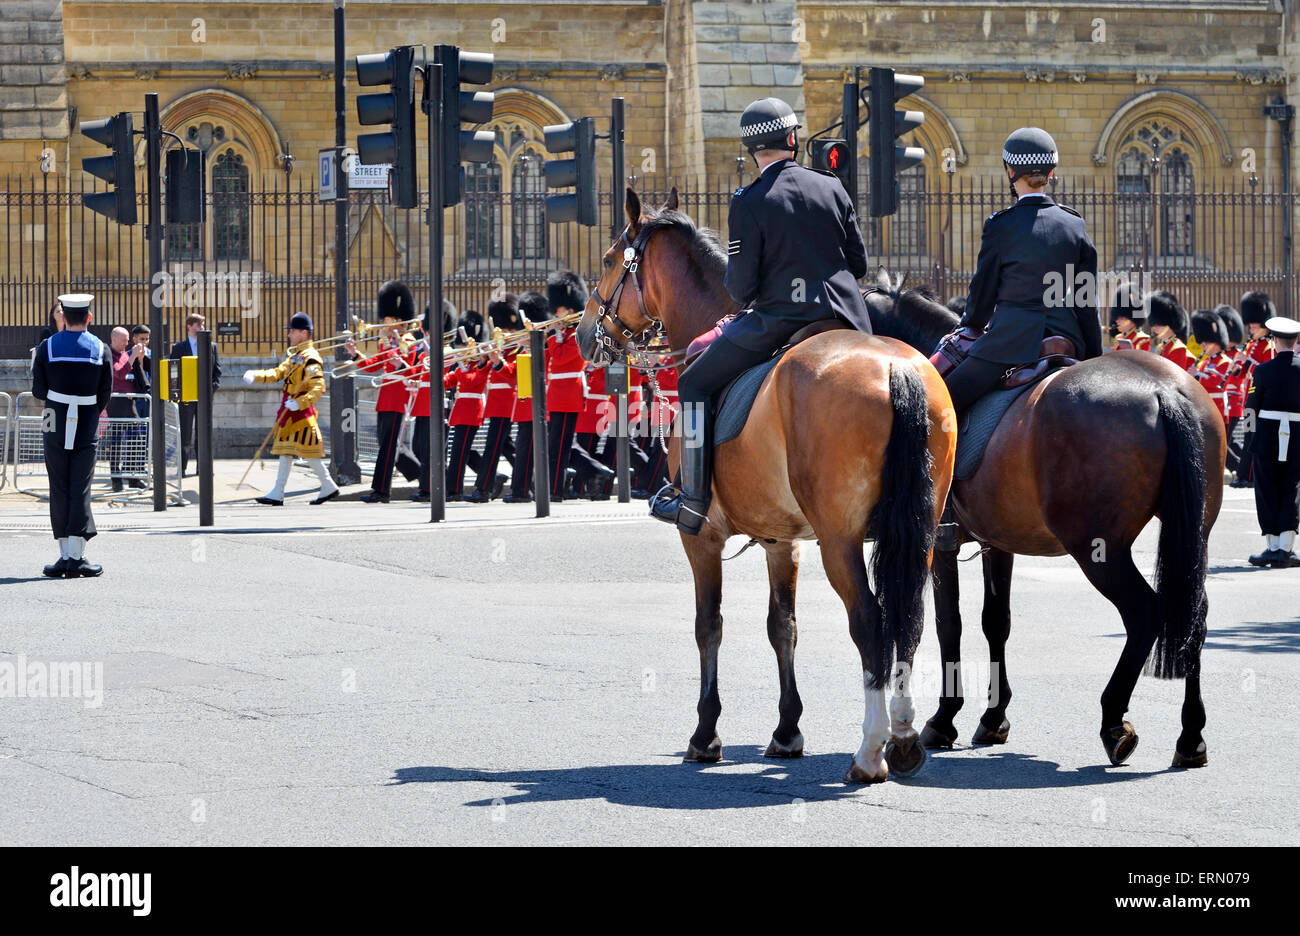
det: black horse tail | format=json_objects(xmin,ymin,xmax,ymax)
[
  {"xmin": 867, "ymin": 362, "xmax": 936, "ymax": 688},
  {"xmin": 1147, "ymin": 390, "xmax": 1209, "ymax": 679}
]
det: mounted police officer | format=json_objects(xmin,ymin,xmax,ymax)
[
  {"xmin": 1246, "ymin": 316, "xmax": 1300, "ymax": 568},
  {"xmin": 944, "ymin": 128, "xmax": 1104, "ymax": 413},
  {"xmin": 30, "ymin": 293, "xmax": 113, "ymax": 578},
  {"xmin": 650, "ymin": 96, "xmax": 872, "ymax": 534}
]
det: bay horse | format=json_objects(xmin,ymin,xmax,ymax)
[
  {"xmin": 865, "ymin": 279, "xmax": 1224, "ymax": 768},
  {"xmin": 576, "ymin": 189, "xmax": 956, "ymax": 783}
]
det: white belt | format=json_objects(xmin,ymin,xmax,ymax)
[
  {"xmin": 455, "ymin": 392, "xmax": 486, "ymax": 401},
  {"xmin": 550, "ymin": 371, "xmax": 583, "ymax": 379},
  {"xmin": 1259, "ymin": 410, "xmax": 1300, "ymax": 461},
  {"xmin": 487, "ymin": 383, "xmax": 513, "ymax": 392},
  {"xmin": 46, "ymin": 390, "xmax": 97, "ymax": 450}
]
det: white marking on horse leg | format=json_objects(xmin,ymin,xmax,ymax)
[
  {"xmin": 853, "ymin": 670, "xmax": 890, "ymax": 779},
  {"xmin": 890, "ymin": 683, "xmax": 918, "ymax": 741}
]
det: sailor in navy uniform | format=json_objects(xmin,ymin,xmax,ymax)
[
  {"xmin": 30, "ymin": 293, "xmax": 113, "ymax": 577},
  {"xmin": 1246, "ymin": 316, "xmax": 1300, "ymax": 567},
  {"xmin": 650, "ymin": 96, "xmax": 871, "ymax": 534},
  {"xmin": 944, "ymin": 127, "xmax": 1104, "ymax": 412}
]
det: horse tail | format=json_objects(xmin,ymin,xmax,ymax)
[
  {"xmin": 867, "ymin": 361, "xmax": 936, "ymax": 687},
  {"xmin": 1147, "ymin": 389, "xmax": 1209, "ymax": 680}
]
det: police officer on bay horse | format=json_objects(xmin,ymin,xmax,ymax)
[{"xmin": 650, "ymin": 96, "xmax": 872, "ymax": 534}]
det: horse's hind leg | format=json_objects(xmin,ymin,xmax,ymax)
[
  {"xmin": 682, "ymin": 530, "xmax": 726, "ymax": 763},
  {"xmin": 972, "ymin": 547, "xmax": 1015, "ymax": 745},
  {"xmin": 762, "ymin": 540, "xmax": 804, "ymax": 758},
  {"xmin": 1068, "ymin": 542, "xmax": 1158, "ymax": 765},
  {"xmin": 820, "ymin": 537, "xmax": 890, "ymax": 783},
  {"xmin": 922, "ymin": 547, "xmax": 964, "ymax": 748},
  {"xmin": 883, "ymin": 641, "xmax": 927, "ymax": 778}
]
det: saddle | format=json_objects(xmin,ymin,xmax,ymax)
[{"xmin": 930, "ymin": 328, "xmax": 1079, "ymax": 390}]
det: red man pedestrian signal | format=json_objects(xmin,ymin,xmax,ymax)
[{"xmin": 810, "ymin": 139, "xmax": 852, "ymax": 194}]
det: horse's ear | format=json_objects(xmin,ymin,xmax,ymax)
[
  {"xmin": 876, "ymin": 267, "xmax": 891, "ymax": 292},
  {"xmin": 625, "ymin": 187, "xmax": 642, "ymax": 232},
  {"xmin": 897, "ymin": 272, "xmax": 909, "ymax": 293},
  {"xmin": 662, "ymin": 187, "xmax": 679, "ymax": 212}
]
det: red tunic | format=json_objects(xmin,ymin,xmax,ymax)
[
  {"xmin": 484, "ymin": 352, "xmax": 518, "ymax": 420},
  {"xmin": 576, "ymin": 364, "xmax": 609, "ymax": 434},
  {"xmin": 1158, "ymin": 337, "xmax": 1196, "ymax": 374},
  {"xmin": 402, "ymin": 347, "xmax": 430, "ymax": 418},
  {"xmin": 352, "ymin": 342, "xmax": 409, "ymax": 413},
  {"xmin": 1194, "ymin": 351, "xmax": 1234, "ymax": 423},
  {"xmin": 628, "ymin": 367, "xmax": 647, "ymax": 429},
  {"xmin": 1224, "ymin": 347, "xmax": 1248, "ymax": 420},
  {"xmin": 545, "ymin": 328, "xmax": 586, "ymax": 415},
  {"xmin": 445, "ymin": 362, "xmax": 490, "ymax": 427},
  {"xmin": 649, "ymin": 364, "xmax": 680, "ymax": 431},
  {"xmin": 1114, "ymin": 327, "xmax": 1152, "ymax": 352}
]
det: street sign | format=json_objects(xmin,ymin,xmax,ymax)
[
  {"xmin": 349, "ymin": 162, "xmax": 392, "ymax": 189},
  {"xmin": 319, "ymin": 148, "xmax": 336, "ymax": 202}
]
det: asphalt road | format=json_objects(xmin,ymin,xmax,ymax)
[{"xmin": 0, "ymin": 484, "xmax": 1295, "ymax": 846}]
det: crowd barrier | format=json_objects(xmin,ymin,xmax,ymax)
[{"xmin": 0, "ymin": 391, "xmax": 11, "ymax": 490}]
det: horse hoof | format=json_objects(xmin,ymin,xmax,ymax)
[
  {"xmin": 764, "ymin": 733, "xmax": 804, "ymax": 758},
  {"xmin": 844, "ymin": 760, "xmax": 888, "ymax": 784},
  {"xmin": 684, "ymin": 736, "xmax": 722, "ymax": 763},
  {"xmin": 884, "ymin": 734, "xmax": 928, "ymax": 778},
  {"xmin": 920, "ymin": 719, "xmax": 957, "ymax": 749},
  {"xmin": 1171, "ymin": 741, "xmax": 1208, "ymax": 769},
  {"xmin": 971, "ymin": 717, "xmax": 1010, "ymax": 746},
  {"xmin": 1102, "ymin": 721, "xmax": 1139, "ymax": 765}
]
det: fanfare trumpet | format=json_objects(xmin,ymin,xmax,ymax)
[{"xmin": 290, "ymin": 316, "xmax": 439, "ymax": 357}]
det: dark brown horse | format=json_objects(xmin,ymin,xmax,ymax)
[
  {"xmin": 866, "ymin": 280, "xmax": 1224, "ymax": 768},
  {"xmin": 577, "ymin": 190, "xmax": 956, "ymax": 782}
]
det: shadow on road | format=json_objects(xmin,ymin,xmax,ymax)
[
  {"xmin": 392, "ymin": 746, "xmax": 1166, "ymax": 808},
  {"xmin": 1203, "ymin": 618, "xmax": 1300, "ymax": 654}
]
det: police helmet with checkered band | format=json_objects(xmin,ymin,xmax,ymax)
[
  {"xmin": 1002, "ymin": 127, "xmax": 1059, "ymax": 181},
  {"xmin": 740, "ymin": 97, "xmax": 801, "ymax": 154}
]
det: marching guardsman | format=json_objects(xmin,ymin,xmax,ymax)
[
  {"xmin": 405, "ymin": 298, "xmax": 455, "ymax": 502},
  {"xmin": 652, "ymin": 96, "xmax": 873, "ymax": 533},
  {"xmin": 1230, "ymin": 291, "xmax": 1277, "ymax": 487},
  {"xmin": 1246, "ymin": 316, "xmax": 1300, "ymax": 567},
  {"xmin": 505, "ymin": 291, "xmax": 550, "ymax": 502},
  {"xmin": 1191, "ymin": 310, "xmax": 1233, "ymax": 425},
  {"xmin": 1216, "ymin": 303, "xmax": 1249, "ymax": 478},
  {"xmin": 345, "ymin": 280, "xmax": 415, "ymax": 503},
  {"xmin": 1147, "ymin": 291, "xmax": 1197, "ymax": 373},
  {"xmin": 637, "ymin": 355, "xmax": 679, "ymax": 497},
  {"xmin": 444, "ymin": 345, "xmax": 490, "ymax": 501},
  {"xmin": 941, "ymin": 127, "xmax": 1103, "ymax": 416},
  {"xmin": 466, "ymin": 295, "xmax": 521, "ymax": 503},
  {"xmin": 545, "ymin": 271, "xmax": 590, "ymax": 502},
  {"xmin": 1110, "ymin": 282, "xmax": 1152, "ymax": 351},
  {"xmin": 30, "ymin": 293, "xmax": 113, "ymax": 577},
  {"xmin": 242, "ymin": 312, "xmax": 340, "ymax": 505}
]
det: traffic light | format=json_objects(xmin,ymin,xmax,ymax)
[
  {"xmin": 867, "ymin": 67, "xmax": 925, "ymax": 217},
  {"xmin": 434, "ymin": 44, "xmax": 495, "ymax": 208},
  {"xmin": 355, "ymin": 44, "xmax": 418, "ymax": 208},
  {"xmin": 80, "ymin": 113, "xmax": 137, "ymax": 225},
  {"xmin": 543, "ymin": 117, "xmax": 598, "ymax": 226},
  {"xmin": 810, "ymin": 138, "xmax": 852, "ymax": 193},
  {"xmin": 165, "ymin": 147, "xmax": 205, "ymax": 224}
]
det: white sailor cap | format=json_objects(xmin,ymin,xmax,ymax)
[
  {"xmin": 1265, "ymin": 316, "xmax": 1300, "ymax": 338},
  {"xmin": 57, "ymin": 293, "xmax": 94, "ymax": 310}
]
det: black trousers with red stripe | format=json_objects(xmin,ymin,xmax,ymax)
[
  {"xmin": 547, "ymin": 411, "xmax": 579, "ymax": 498},
  {"xmin": 474, "ymin": 416, "xmax": 516, "ymax": 495},
  {"xmin": 1225, "ymin": 416, "xmax": 1245, "ymax": 474},
  {"xmin": 371, "ymin": 410, "xmax": 403, "ymax": 496},
  {"xmin": 510, "ymin": 421, "xmax": 533, "ymax": 497},
  {"xmin": 447, "ymin": 424, "xmax": 479, "ymax": 497}
]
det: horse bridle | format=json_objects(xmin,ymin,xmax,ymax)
[{"xmin": 590, "ymin": 224, "xmax": 664, "ymax": 363}]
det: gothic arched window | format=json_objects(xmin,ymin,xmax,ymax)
[
  {"xmin": 212, "ymin": 150, "xmax": 250, "ymax": 262},
  {"xmin": 1161, "ymin": 147, "xmax": 1195, "ymax": 259},
  {"xmin": 465, "ymin": 160, "xmax": 503, "ymax": 260},
  {"xmin": 511, "ymin": 150, "xmax": 547, "ymax": 260}
]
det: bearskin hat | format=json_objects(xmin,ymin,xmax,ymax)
[
  {"xmin": 546, "ymin": 269, "xmax": 589, "ymax": 316},
  {"xmin": 1144, "ymin": 290, "xmax": 1189, "ymax": 342},
  {"xmin": 487, "ymin": 293, "xmax": 521, "ymax": 331},
  {"xmin": 377, "ymin": 280, "xmax": 415, "ymax": 322},
  {"xmin": 458, "ymin": 309, "xmax": 485, "ymax": 344},
  {"xmin": 518, "ymin": 290, "xmax": 550, "ymax": 323},
  {"xmin": 1214, "ymin": 303, "xmax": 1244, "ymax": 346},
  {"xmin": 1110, "ymin": 281, "xmax": 1145, "ymax": 323},
  {"xmin": 1191, "ymin": 309, "xmax": 1228, "ymax": 349},
  {"xmin": 1239, "ymin": 290, "xmax": 1276, "ymax": 326},
  {"xmin": 423, "ymin": 298, "xmax": 457, "ymax": 338}
]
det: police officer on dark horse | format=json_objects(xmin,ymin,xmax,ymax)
[
  {"xmin": 866, "ymin": 128, "xmax": 1225, "ymax": 770},
  {"xmin": 649, "ymin": 96, "xmax": 873, "ymax": 533}
]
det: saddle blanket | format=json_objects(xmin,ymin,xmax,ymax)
[
  {"xmin": 714, "ymin": 349, "xmax": 788, "ymax": 446},
  {"xmin": 954, "ymin": 369, "xmax": 1057, "ymax": 480}
]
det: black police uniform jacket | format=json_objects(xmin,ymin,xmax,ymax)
[
  {"xmin": 1246, "ymin": 350, "xmax": 1300, "ymax": 460},
  {"xmin": 31, "ymin": 330, "xmax": 114, "ymax": 449},
  {"xmin": 961, "ymin": 194, "xmax": 1104, "ymax": 365},
  {"xmin": 722, "ymin": 159, "xmax": 872, "ymax": 350}
]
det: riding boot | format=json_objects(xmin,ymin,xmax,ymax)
[{"xmin": 649, "ymin": 399, "xmax": 712, "ymax": 535}]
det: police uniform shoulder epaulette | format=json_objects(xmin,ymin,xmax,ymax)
[
  {"xmin": 1055, "ymin": 204, "xmax": 1083, "ymax": 218},
  {"xmin": 984, "ymin": 206, "xmax": 1014, "ymax": 224}
]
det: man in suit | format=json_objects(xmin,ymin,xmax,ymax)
[
  {"xmin": 1246, "ymin": 316, "xmax": 1300, "ymax": 567},
  {"xmin": 170, "ymin": 312, "xmax": 222, "ymax": 476},
  {"xmin": 650, "ymin": 96, "xmax": 872, "ymax": 534},
  {"xmin": 944, "ymin": 127, "xmax": 1104, "ymax": 413}
]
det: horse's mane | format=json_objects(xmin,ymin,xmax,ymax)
[
  {"xmin": 640, "ymin": 208, "xmax": 728, "ymax": 292},
  {"xmin": 867, "ymin": 282, "xmax": 959, "ymax": 354}
]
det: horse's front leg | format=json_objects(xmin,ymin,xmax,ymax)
[
  {"xmin": 682, "ymin": 528, "xmax": 726, "ymax": 762},
  {"xmin": 762, "ymin": 540, "xmax": 804, "ymax": 757},
  {"xmin": 972, "ymin": 547, "xmax": 1015, "ymax": 745},
  {"xmin": 922, "ymin": 545, "xmax": 964, "ymax": 748}
]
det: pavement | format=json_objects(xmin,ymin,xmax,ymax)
[{"xmin": 0, "ymin": 468, "xmax": 1296, "ymax": 846}]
